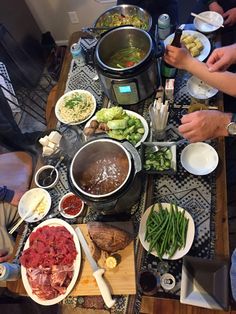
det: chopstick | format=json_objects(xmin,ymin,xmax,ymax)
[
  {"xmin": 9, "ymin": 196, "xmax": 44, "ymax": 234},
  {"xmin": 191, "ymin": 12, "xmax": 224, "ymax": 28}
]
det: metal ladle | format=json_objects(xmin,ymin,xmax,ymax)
[{"xmin": 43, "ymin": 155, "xmax": 64, "ymax": 186}]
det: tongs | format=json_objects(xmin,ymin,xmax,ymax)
[{"xmin": 82, "ymin": 25, "xmax": 133, "ymax": 38}]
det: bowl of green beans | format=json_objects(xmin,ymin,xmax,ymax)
[{"xmin": 139, "ymin": 203, "xmax": 195, "ymax": 260}]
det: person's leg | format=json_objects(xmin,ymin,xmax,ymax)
[{"xmin": 0, "ymin": 201, "xmax": 19, "ymax": 255}]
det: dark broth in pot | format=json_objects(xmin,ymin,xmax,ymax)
[{"xmin": 76, "ymin": 151, "xmax": 129, "ymax": 195}]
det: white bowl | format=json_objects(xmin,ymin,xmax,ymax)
[
  {"xmin": 181, "ymin": 142, "xmax": 219, "ymax": 175},
  {"xmin": 59, "ymin": 192, "xmax": 84, "ymax": 219},
  {"xmin": 187, "ymin": 76, "xmax": 218, "ymax": 100},
  {"xmin": 18, "ymin": 188, "xmax": 51, "ymax": 222},
  {"xmin": 194, "ymin": 11, "xmax": 224, "ymax": 33},
  {"xmin": 35, "ymin": 165, "xmax": 59, "ymax": 189},
  {"xmin": 55, "ymin": 89, "xmax": 96, "ymax": 125}
]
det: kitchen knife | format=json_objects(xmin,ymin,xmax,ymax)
[{"xmin": 75, "ymin": 226, "xmax": 116, "ymax": 308}]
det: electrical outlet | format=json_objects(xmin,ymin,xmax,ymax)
[{"xmin": 68, "ymin": 11, "xmax": 79, "ymax": 24}]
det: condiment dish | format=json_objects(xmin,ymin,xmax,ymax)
[
  {"xmin": 35, "ymin": 165, "xmax": 59, "ymax": 189},
  {"xmin": 59, "ymin": 192, "xmax": 84, "ymax": 219}
]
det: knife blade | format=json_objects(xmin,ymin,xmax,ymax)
[{"xmin": 75, "ymin": 226, "xmax": 116, "ymax": 308}]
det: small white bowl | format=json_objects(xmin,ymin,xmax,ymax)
[
  {"xmin": 187, "ymin": 76, "xmax": 218, "ymax": 100},
  {"xmin": 18, "ymin": 188, "xmax": 51, "ymax": 222},
  {"xmin": 35, "ymin": 165, "xmax": 59, "ymax": 189},
  {"xmin": 181, "ymin": 142, "xmax": 219, "ymax": 175},
  {"xmin": 59, "ymin": 192, "xmax": 84, "ymax": 219},
  {"xmin": 55, "ymin": 89, "xmax": 96, "ymax": 125},
  {"xmin": 194, "ymin": 11, "xmax": 224, "ymax": 33}
]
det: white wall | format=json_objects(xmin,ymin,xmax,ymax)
[{"xmin": 24, "ymin": 0, "xmax": 116, "ymax": 44}]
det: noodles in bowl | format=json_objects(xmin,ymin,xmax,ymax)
[{"xmin": 55, "ymin": 90, "xmax": 96, "ymax": 125}]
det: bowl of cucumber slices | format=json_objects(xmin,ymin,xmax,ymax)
[{"xmin": 141, "ymin": 142, "xmax": 177, "ymax": 174}]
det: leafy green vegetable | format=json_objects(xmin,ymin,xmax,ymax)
[
  {"xmin": 95, "ymin": 106, "xmax": 145, "ymax": 146},
  {"xmin": 96, "ymin": 106, "xmax": 124, "ymax": 122},
  {"xmin": 65, "ymin": 94, "xmax": 83, "ymax": 109},
  {"xmin": 107, "ymin": 119, "xmax": 127, "ymax": 130}
]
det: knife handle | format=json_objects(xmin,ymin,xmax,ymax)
[{"xmin": 93, "ymin": 268, "xmax": 116, "ymax": 308}]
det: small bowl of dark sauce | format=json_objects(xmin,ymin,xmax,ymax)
[
  {"xmin": 59, "ymin": 192, "xmax": 84, "ymax": 219},
  {"xmin": 35, "ymin": 165, "xmax": 59, "ymax": 189}
]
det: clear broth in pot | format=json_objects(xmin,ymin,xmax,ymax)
[{"xmin": 107, "ymin": 47, "xmax": 146, "ymax": 68}]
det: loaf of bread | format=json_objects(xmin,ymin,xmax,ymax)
[{"xmin": 87, "ymin": 222, "xmax": 132, "ymax": 253}]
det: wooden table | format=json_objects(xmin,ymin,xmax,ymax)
[{"xmin": 8, "ymin": 31, "xmax": 232, "ymax": 313}]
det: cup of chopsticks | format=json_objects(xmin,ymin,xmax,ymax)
[{"xmin": 149, "ymin": 99, "xmax": 169, "ymax": 141}]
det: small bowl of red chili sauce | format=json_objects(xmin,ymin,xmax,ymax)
[{"xmin": 59, "ymin": 192, "xmax": 84, "ymax": 219}]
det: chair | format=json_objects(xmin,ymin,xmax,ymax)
[{"xmin": 0, "ymin": 151, "xmax": 33, "ymax": 193}]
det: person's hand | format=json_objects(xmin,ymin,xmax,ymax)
[
  {"xmin": 223, "ymin": 8, "xmax": 236, "ymax": 26},
  {"xmin": 206, "ymin": 44, "xmax": 236, "ymax": 72},
  {"xmin": 178, "ymin": 110, "xmax": 231, "ymax": 142},
  {"xmin": 0, "ymin": 249, "xmax": 11, "ymax": 262},
  {"xmin": 10, "ymin": 191, "xmax": 25, "ymax": 207},
  {"xmin": 209, "ymin": 1, "xmax": 224, "ymax": 15},
  {"xmin": 164, "ymin": 45, "xmax": 193, "ymax": 70}
]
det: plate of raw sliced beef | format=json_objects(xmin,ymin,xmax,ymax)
[{"xmin": 20, "ymin": 218, "xmax": 81, "ymax": 305}]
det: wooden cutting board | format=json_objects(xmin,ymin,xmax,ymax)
[{"xmin": 70, "ymin": 223, "xmax": 136, "ymax": 296}]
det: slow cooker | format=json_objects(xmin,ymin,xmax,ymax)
[
  {"xmin": 94, "ymin": 26, "xmax": 162, "ymax": 105},
  {"xmin": 68, "ymin": 138, "xmax": 142, "ymax": 215}
]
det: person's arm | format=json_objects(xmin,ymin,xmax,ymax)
[
  {"xmin": 164, "ymin": 45, "xmax": 236, "ymax": 97},
  {"xmin": 223, "ymin": 8, "xmax": 236, "ymax": 27},
  {"xmin": 0, "ymin": 186, "xmax": 24, "ymax": 207},
  {"xmin": 209, "ymin": 1, "xmax": 224, "ymax": 15},
  {"xmin": 0, "ymin": 186, "xmax": 14, "ymax": 203},
  {"xmin": 178, "ymin": 110, "xmax": 232, "ymax": 142},
  {"xmin": 206, "ymin": 44, "xmax": 236, "ymax": 71}
]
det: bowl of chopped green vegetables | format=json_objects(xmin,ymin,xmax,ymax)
[
  {"xmin": 83, "ymin": 107, "xmax": 149, "ymax": 147},
  {"xmin": 139, "ymin": 203, "xmax": 195, "ymax": 260},
  {"xmin": 141, "ymin": 142, "xmax": 177, "ymax": 174}
]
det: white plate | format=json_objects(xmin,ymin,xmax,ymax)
[
  {"xmin": 55, "ymin": 89, "xmax": 96, "ymax": 125},
  {"xmin": 18, "ymin": 188, "xmax": 51, "ymax": 223},
  {"xmin": 194, "ymin": 11, "xmax": 224, "ymax": 33},
  {"xmin": 139, "ymin": 203, "xmax": 195, "ymax": 260},
  {"xmin": 181, "ymin": 142, "xmax": 219, "ymax": 175},
  {"xmin": 84, "ymin": 109, "xmax": 149, "ymax": 147},
  {"xmin": 187, "ymin": 76, "xmax": 218, "ymax": 99},
  {"xmin": 164, "ymin": 30, "xmax": 211, "ymax": 61},
  {"xmin": 21, "ymin": 218, "xmax": 81, "ymax": 305}
]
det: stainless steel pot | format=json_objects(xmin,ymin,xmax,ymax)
[
  {"xmin": 68, "ymin": 138, "xmax": 142, "ymax": 214},
  {"xmin": 94, "ymin": 5, "xmax": 152, "ymax": 32},
  {"xmin": 94, "ymin": 26, "xmax": 161, "ymax": 105}
]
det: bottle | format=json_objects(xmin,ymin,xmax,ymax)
[
  {"xmin": 158, "ymin": 14, "xmax": 171, "ymax": 40},
  {"xmin": 161, "ymin": 28, "xmax": 183, "ymax": 79},
  {"xmin": 0, "ymin": 262, "xmax": 21, "ymax": 281},
  {"xmin": 70, "ymin": 42, "xmax": 85, "ymax": 66}
]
